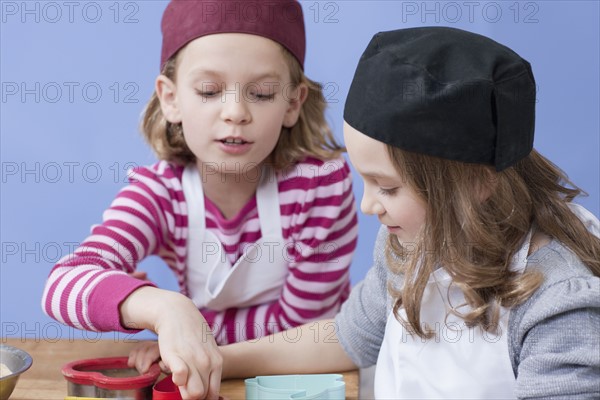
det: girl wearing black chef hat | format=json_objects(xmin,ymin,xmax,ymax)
[{"xmin": 224, "ymin": 27, "xmax": 600, "ymax": 399}]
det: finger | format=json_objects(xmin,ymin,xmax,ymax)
[
  {"xmin": 127, "ymin": 347, "xmax": 142, "ymax": 369},
  {"xmin": 140, "ymin": 343, "xmax": 161, "ymax": 373},
  {"xmin": 136, "ymin": 344, "xmax": 153, "ymax": 373},
  {"xmin": 149, "ymin": 342, "xmax": 161, "ymax": 361},
  {"xmin": 166, "ymin": 356, "xmax": 190, "ymax": 388},
  {"xmin": 183, "ymin": 365, "xmax": 207, "ymax": 400},
  {"xmin": 206, "ymin": 367, "xmax": 222, "ymax": 400},
  {"xmin": 138, "ymin": 354, "xmax": 151, "ymax": 374},
  {"xmin": 177, "ymin": 385, "xmax": 192, "ymax": 400},
  {"xmin": 159, "ymin": 360, "xmax": 171, "ymax": 374}
]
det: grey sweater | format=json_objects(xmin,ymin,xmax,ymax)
[{"xmin": 335, "ymin": 226, "xmax": 600, "ymax": 399}]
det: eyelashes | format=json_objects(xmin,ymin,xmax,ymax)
[
  {"xmin": 194, "ymin": 89, "xmax": 275, "ymax": 102},
  {"xmin": 251, "ymin": 93, "xmax": 276, "ymax": 101},
  {"xmin": 378, "ymin": 187, "xmax": 398, "ymax": 196},
  {"xmin": 195, "ymin": 90, "xmax": 218, "ymax": 98}
]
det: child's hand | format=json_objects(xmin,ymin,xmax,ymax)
[
  {"xmin": 128, "ymin": 335, "xmax": 221, "ymax": 400},
  {"xmin": 120, "ymin": 287, "xmax": 222, "ymax": 399},
  {"xmin": 153, "ymin": 295, "xmax": 222, "ymax": 400},
  {"xmin": 127, "ymin": 341, "xmax": 162, "ymax": 374}
]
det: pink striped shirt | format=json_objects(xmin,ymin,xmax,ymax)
[{"xmin": 42, "ymin": 157, "xmax": 358, "ymax": 344}]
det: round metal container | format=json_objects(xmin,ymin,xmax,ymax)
[
  {"xmin": 0, "ymin": 344, "xmax": 33, "ymax": 400},
  {"xmin": 62, "ymin": 357, "xmax": 160, "ymax": 399}
]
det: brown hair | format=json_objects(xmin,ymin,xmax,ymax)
[
  {"xmin": 140, "ymin": 46, "xmax": 343, "ymax": 169},
  {"xmin": 386, "ymin": 148, "xmax": 600, "ymax": 338}
]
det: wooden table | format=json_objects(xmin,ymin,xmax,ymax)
[{"xmin": 3, "ymin": 338, "xmax": 358, "ymax": 399}]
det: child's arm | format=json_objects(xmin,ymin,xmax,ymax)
[
  {"xmin": 220, "ymin": 319, "xmax": 357, "ymax": 379},
  {"xmin": 41, "ymin": 162, "xmax": 184, "ymax": 332}
]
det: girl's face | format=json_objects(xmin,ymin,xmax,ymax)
[
  {"xmin": 157, "ymin": 33, "xmax": 306, "ymax": 174},
  {"xmin": 344, "ymin": 122, "xmax": 427, "ymax": 246}
]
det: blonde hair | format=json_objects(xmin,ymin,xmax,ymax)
[
  {"xmin": 140, "ymin": 46, "xmax": 343, "ymax": 169},
  {"xmin": 386, "ymin": 148, "xmax": 600, "ymax": 338}
]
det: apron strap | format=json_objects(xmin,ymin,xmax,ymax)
[
  {"xmin": 510, "ymin": 229, "xmax": 533, "ymax": 273},
  {"xmin": 256, "ymin": 165, "xmax": 283, "ymax": 238},
  {"xmin": 182, "ymin": 164, "xmax": 206, "ymax": 231}
]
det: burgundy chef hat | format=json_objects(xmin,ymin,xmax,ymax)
[{"xmin": 160, "ymin": 0, "xmax": 306, "ymax": 70}]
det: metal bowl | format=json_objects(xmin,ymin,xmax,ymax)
[{"xmin": 0, "ymin": 344, "xmax": 33, "ymax": 400}]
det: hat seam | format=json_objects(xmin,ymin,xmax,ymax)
[
  {"xmin": 399, "ymin": 60, "xmax": 531, "ymax": 87},
  {"xmin": 380, "ymin": 45, "xmax": 530, "ymax": 87},
  {"xmin": 381, "ymin": 52, "xmax": 493, "ymax": 86},
  {"xmin": 162, "ymin": 30, "xmax": 302, "ymax": 69},
  {"xmin": 493, "ymin": 69, "xmax": 532, "ymax": 86},
  {"xmin": 394, "ymin": 61, "xmax": 496, "ymax": 87}
]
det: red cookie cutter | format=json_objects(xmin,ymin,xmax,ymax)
[
  {"xmin": 154, "ymin": 375, "xmax": 226, "ymax": 400},
  {"xmin": 62, "ymin": 356, "xmax": 161, "ymax": 392},
  {"xmin": 153, "ymin": 375, "xmax": 182, "ymax": 399}
]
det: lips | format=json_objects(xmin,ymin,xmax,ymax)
[
  {"xmin": 217, "ymin": 136, "xmax": 253, "ymax": 155},
  {"xmin": 385, "ymin": 224, "xmax": 401, "ymax": 233},
  {"xmin": 218, "ymin": 136, "xmax": 252, "ymax": 145},
  {"xmin": 379, "ymin": 219, "xmax": 398, "ymax": 229},
  {"xmin": 220, "ymin": 137, "xmax": 250, "ymax": 145}
]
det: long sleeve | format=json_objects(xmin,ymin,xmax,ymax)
[
  {"xmin": 509, "ymin": 240, "xmax": 600, "ymax": 399},
  {"xmin": 41, "ymin": 162, "xmax": 187, "ymax": 332},
  {"xmin": 202, "ymin": 157, "xmax": 359, "ymax": 344},
  {"xmin": 42, "ymin": 158, "xmax": 359, "ymax": 343}
]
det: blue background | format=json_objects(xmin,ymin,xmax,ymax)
[{"xmin": 1, "ymin": 1, "xmax": 598, "ymax": 341}]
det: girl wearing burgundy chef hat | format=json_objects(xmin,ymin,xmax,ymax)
[
  {"xmin": 42, "ymin": 1, "xmax": 359, "ymax": 398},
  {"xmin": 216, "ymin": 27, "xmax": 600, "ymax": 399}
]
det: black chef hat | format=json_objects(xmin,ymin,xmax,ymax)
[{"xmin": 343, "ymin": 27, "xmax": 536, "ymax": 171}]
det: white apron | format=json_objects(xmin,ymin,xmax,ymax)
[
  {"xmin": 374, "ymin": 231, "xmax": 532, "ymax": 399},
  {"xmin": 181, "ymin": 164, "xmax": 289, "ymax": 311}
]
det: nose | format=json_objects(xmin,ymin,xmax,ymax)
[
  {"xmin": 220, "ymin": 89, "xmax": 251, "ymax": 125},
  {"xmin": 360, "ymin": 188, "xmax": 385, "ymax": 216}
]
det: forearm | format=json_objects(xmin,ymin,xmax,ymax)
[
  {"xmin": 206, "ymin": 283, "xmax": 348, "ymax": 345},
  {"xmin": 119, "ymin": 286, "xmax": 200, "ymax": 332},
  {"xmin": 221, "ymin": 319, "xmax": 356, "ymax": 379}
]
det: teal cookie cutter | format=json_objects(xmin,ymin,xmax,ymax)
[{"xmin": 245, "ymin": 374, "xmax": 345, "ymax": 400}]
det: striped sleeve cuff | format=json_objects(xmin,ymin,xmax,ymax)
[{"xmin": 87, "ymin": 274, "xmax": 156, "ymax": 333}]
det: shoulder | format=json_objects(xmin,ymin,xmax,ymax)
[
  {"xmin": 277, "ymin": 156, "xmax": 351, "ymax": 191},
  {"xmin": 130, "ymin": 160, "xmax": 184, "ymax": 182},
  {"xmin": 123, "ymin": 161, "xmax": 188, "ymax": 208},
  {"xmin": 515, "ymin": 203, "xmax": 600, "ymax": 320},
  {"xmin": 527, "ymin": 239, "xmax": 597, "ymax": 290},
  {"xmin": 129, "ymin": 161, "xmax": 185, "ymax": 191},
  {"xmin": 512, "ymin": 240, "xmax": 599, "ymax": 328},
  {"xmin": 509, "ymin": 240, "xmax": 600, "ymax": 397}
]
